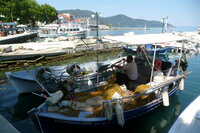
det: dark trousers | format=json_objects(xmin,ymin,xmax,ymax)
[{"xmin": 115, "ymin": 72, "xmax": 131, "ymax": 87}]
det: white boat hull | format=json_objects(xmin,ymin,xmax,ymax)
[{"xmin": 168, "ymin": 95, "xmax": 200, "ymax": 133}]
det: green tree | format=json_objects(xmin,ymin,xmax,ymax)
[
  {"xmin": 0, "ymin": 0, "xmax": 58, "ymax": 26},
  {"xmin": 40, "ymin": 4, "xmax": 58, "ymax": 24},
  {"xmin": 0, "ymin": 0, "xmax": 16, "ymax": 22}
]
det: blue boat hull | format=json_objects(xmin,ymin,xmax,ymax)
[{"xmin": 30, "ymin": 84, "xmax": 179, "ymax": 133}]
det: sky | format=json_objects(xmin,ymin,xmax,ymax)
[{"xmin": 36, "ymin": 0, "xmax": 200, "ymax": 26}]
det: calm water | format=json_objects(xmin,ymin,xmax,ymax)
[{"xmin": 0, "ymin": 26, "xmax": 200, "ymax": 133}]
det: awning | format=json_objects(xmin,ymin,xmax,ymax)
[
  {"xmin": 104, "ymin": 33, "xmax": 188, "ymax": 45},
  {"xmin": 16, "ymin": 24, "xmax": 27, "ymax": 28}
]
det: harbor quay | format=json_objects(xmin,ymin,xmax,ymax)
[{"xmin": 0, "ymin": 37, "xmax": 123, "ymax": 71}]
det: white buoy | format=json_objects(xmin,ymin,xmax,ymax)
[
  {"xmin": 115, "ymin": 102, "xmax": 125, "ymax": 127},
  {"xmin": 105, "ymin": 102, "xmax": 113, "ymax": 120},
  {"xmin": 87, "ymin": 78, "xmax": 93, "ymax": 87},
  {"xmin": 45, "ymin": 90, "xmax": 63, "ymax": 105},
  {"xmin": 162, "ymin": 87, "xmax": 169, "ymax": 106},
  {"xmin": 179, "ymin": 78, "xmax": 184, "ymax": 91}
]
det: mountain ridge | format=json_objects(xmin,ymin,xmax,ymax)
[{"xmin": 57, "ymin": 9, "xmax": 173, "ymax": 27}]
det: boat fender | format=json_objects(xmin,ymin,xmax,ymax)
[
  {"xmin": 104, "ymin": 102, "xmax": 113, "ymax": 120},
  {"xmin": 87, "ymin": 78, "xmax": 93, "ymax": 87},
  {"xmin": 179, "ymin": 78, "xmax": 184, "ymax": 91},
  {"xmin": 115, "ymin": 102, "xmax": 125, "ymax": 127},
  {"xmin": 45, "ymin": 90, "xmax": 64, "ymax": 105},
  {"xmin": 162, "ymin": 87, "xmax": 169, "ymax": 106}
]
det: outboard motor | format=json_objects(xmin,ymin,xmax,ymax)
[
  {"xmin": 66, "ymin": 64, "xmax": 81, "ymax": 76},
  {"xmin": 35, "ymin": 67, "xmax": 51, "ymax": 82}
]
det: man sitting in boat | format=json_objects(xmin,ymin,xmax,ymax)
[{"xmin": 111, "ymin": 55, "xmax": 138, "ymax": 88}]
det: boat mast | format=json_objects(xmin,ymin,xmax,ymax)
[
  {"xmin": 95, "ymin": 12, "xmax": 100, "ymax": 85},
  {"xmin": 95, "ymin": 12, "xmax": 99, "ymax": 38},
  {"xmin": 162, "ymin": 16, "xmax": 168, "ymax": 33}
]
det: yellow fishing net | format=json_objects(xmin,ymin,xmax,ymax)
[
  {"xmin": 134, "ymin": 84, "xmax": 151, "ymax": 100},
  {"xmin": 68, "ymin": 75, "xmax": 156, "ymax": 117},
  {"xmin": 102, "ymin": 83, "xmax": 122, "ymax": 100}
]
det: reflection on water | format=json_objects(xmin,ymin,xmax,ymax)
[
  {"xmin": 12, "ymin": 94, "xmax": 45, "ymax": 121},
  {"xmin": 117, "ymin": 94, "xmax": 181, "ymax": 133}
]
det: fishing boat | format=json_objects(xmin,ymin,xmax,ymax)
[
  {"xmin": 168, "ymin": 95, "xmax": 200, "ymax": 133},
  {"xmin": 26, "ymin": 35, "xmax": 190, "ymax": 133},
  {"xmin": 27, "ymin": 53, "xmax": 188, "ymax": 133}
]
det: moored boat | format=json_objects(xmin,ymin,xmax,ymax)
[
  {"xmin": 38, "ymin": 23, "xmax": 87, "ymax": 39},
  {"xmin": 123, "ymin": 44, "xmax": 173, "ymax": 55},
  {"xmin": 5, "ymin": 59, "xmax": 119, "ymax": 94},
  {"xmin": 27, "ymin": 52, "xmax": 189, "ymax": 133},
  {"xmin": 168, "ymin": 95, "xmax": 200, "ymax": 133}
]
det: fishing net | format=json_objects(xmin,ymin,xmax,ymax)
[{"xmin": 102, "ymin": 83, "xmax": 123, "ymax": 100}]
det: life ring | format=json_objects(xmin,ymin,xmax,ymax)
[{"xmin": 154, "ymin": 60, "xmax": 162, "ymax": 71}]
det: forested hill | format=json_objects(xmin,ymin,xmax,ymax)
[{"xmin": 57, "ymin": 9, "xmax": 173, "ymax": 27}]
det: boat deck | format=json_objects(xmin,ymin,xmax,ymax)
[{"xmin": 168, "ymin": 95, "xmax": 200, "ymax": 133}]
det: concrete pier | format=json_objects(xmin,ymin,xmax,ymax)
[
  {"xmin": 0, "ymin": 38, "xmax": 122, "ymax": 61},
  {"xmin": 0, "ymin": 115, "xmax": 20, "ymax": 133}
]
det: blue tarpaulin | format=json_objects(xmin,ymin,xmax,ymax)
[{"xmin": 2, "ymin": 23, "xmax": 16, "ymax": 25}]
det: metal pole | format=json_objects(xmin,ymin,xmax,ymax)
[
  {"xmin": 96, "ymin": 12, "xmax": 99, "ymax": 38},
  {"xmin": 150, "ymin": 44, "xmax": 157, "ymax": 84}
]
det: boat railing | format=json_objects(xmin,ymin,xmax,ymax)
[{"xmin": 101, "ymin": 72, "xmax": 191, "ymax": 116}]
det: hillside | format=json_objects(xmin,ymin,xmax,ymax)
[
  {"xmin": 57, "ymin": 9, "xmax": 173, "ymax": 27},
  {"xmin": 57, "ymin": 9, "xmax": 94, "ymax": 17}
]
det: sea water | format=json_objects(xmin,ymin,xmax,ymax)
[{"xmin": 0, "ymin": 26, "xmax": 199, "ymax": 133}]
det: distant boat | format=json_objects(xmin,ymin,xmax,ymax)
[
  {"xmin": 168, "ymin": 95, "xmax": 200, "ymax": 133},
  {"xmin": 38, "ymin": 24, "xmax": 68, "ymax": 38},
  {"xmin": 123, "ymin": 44, "xmax": 173, "ymax": 55},
  {"xmin": 38, "ymin": 23, "xmax": 87, "ymax": 38}
]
